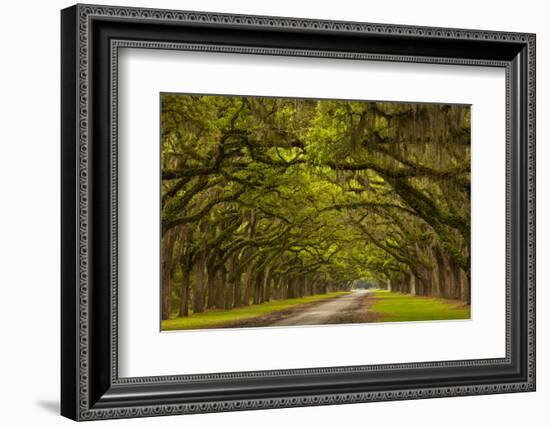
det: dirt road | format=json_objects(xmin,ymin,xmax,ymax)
[{"xmin": 270, "ymin": 290, "xmax": 370, "ymax": 326}]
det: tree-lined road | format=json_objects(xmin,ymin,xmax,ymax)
[{"xmin": 161, "ymin": 95, "xmax": 472, "ymax": 330}]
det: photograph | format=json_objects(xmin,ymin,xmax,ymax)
[{"xmin": 160, "ymin": 94, "xmax": 471, "ymax": 331}]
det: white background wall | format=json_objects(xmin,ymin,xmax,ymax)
[{"xmin": 0, "ymin": 0, "xmax": 546, "ymax": 424}]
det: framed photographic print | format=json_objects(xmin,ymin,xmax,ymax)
[{"xmin": 61, "ymin": 4, "xmax": 536, "ymax": 421}]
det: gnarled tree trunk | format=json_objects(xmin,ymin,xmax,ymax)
[{"xmin": 161, "ymin": 229, "xmax": 177, "ymax": 320}]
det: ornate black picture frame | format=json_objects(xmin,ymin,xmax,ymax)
[{"xmin": 61, "ymin": 4, "xmax": 536, "ymax": 421}]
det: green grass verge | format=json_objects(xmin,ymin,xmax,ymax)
[
  {"xmin": 162, "ymin": 291, "xmax": 350, "ymax": 331},
  {"xmin": 369, "ymin": 290, "xmax": 470, "ymax": 322}
]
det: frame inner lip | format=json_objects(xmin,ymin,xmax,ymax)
[{"xmin": 109, "ymin": 38, "xmax": 513, "ymax": 385}]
